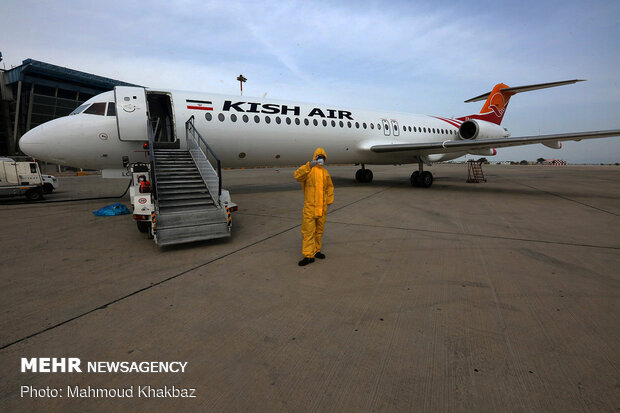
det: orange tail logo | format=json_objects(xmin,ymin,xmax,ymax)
[
  {"xmin": 480, "ymin": 83, "xmax": 513, "ymax": 123},
  {"xmin": 459, "ymin": 83, "xmax": 515, "ymax": 125}
]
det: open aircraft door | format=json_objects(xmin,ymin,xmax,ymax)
[{"xmin": 115, "ymin": 86, "xmax": 149, "ymax": 141}]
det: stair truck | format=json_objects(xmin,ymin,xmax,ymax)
[{"xmin": 128, "ymin": 117, "xmax": 237, "ymax": 246}]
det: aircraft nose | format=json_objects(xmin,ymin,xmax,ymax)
[{"xmin": 19, "ymin": 127, "xmax": 45, "ymax": 158}]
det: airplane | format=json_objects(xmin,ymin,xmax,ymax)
[{"xmin": 18, "ymin": 79, "xmax": 620, "ymax": 188}]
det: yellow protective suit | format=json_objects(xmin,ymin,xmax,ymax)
[{"xmin": 294, "ymin": 148, "xmax": 334, "ymax": 258}]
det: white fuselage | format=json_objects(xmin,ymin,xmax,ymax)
[{"xmin": 19, "ymin": 87, "xmax": 496, "ymax": 170}]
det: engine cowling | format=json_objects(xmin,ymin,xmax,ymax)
[{"xmin": 458, "ymin": 119, "xmax": 510, "ymax": 140}]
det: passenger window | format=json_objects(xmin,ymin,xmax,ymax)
[
  {"xmin": 322, "ymin": 120, "xmax": 327, "ymax": 127},
  {"xmin": 370, "ymin": 123, "xmax": 374, "ymax": 129},
  {"xmin": 331, "ymin": 120, "xmax": 336, "ymax": 127},
  {"xmin": 286, "ymin": 117, "xmax": 291, "ymax": 125},
  {"xmin": 276, "ymin": 116, "xmax": 281, "ymax": 124},
  {"xmin": 363, "ymin": 123, "xmax": 367, "ymax": 129},
  {"xmin": 230, "ymin": 114, "xmax": 237, "ymax": 122},
  {"xmin": 218, "ymin": 114, "xmax": 225, "ymax": 121},
  {"xmin": 106, "ymin": 103, "xmax": 116, "ymax": 116},
  {"xmin": 339, "ymin": 121, "xmax": 344, "ymax": 128},
  {"xmin": 355, "ymin": 122, "xmax": 359, "ymax": 128},
  {"xmin": 313, "ymin": 119, "xmax": 318, "ymax": 126},
  {"xmin": 84, "ymin": 102, "xmax": 106, "ymax": 115},
  {"xmin": 347, "ymin": 121, "xmax": 352, "ymax": 128},
  {"xmin": 265, "ymin": 116, "xmax": 271, "ymax": 124},
  {"xmin": 243, "ymin": 115, "xmax": 249, "ymax": 123},
  {"xmin": 205, "ymin": 113, "xmax": 212, "ymax": 121},
  {"xmin": 295, "ymin": 118, "xmax": 300, "ymax": 125},
  {"xmin": 254, "ymin": 115, "xmax": 260, "ymax": 123},
  {"xmin": 378, "ymin": 123, "xmax": 381, "ymax": 130},
  {"xmin": 304, "ymin": 119, "xmax": 309, "ymax": 126}
]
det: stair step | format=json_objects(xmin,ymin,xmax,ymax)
[
  {"xmin": 157, "ymin": 187, "xmax": 210, "ymax": 195},
  {"xmin": 156, "ymin": 171, "xmax": 201, "ymax": 176},
  {"xmin": 155, "ymin": 155, "xmax": 193, "ymax": 159},
  {"xmin": 155, "ymin": 223, "xmax": 231, "ymax": 246},
  {"xmin": 158, "ymin": 198, "xmax": 216, "ymax": 209},
  {"xmin": 158, "ymin": 193, "xmax": 213, "ymax": 201},
  {"xmin": 156, "ymin": 168, "xmax": 199, "ymax": 172},
  {"xmin": 155, "ymin": 178, "xmax": 204, "ymax": 184},
  {"xmin": 157, "ymin": 183, "xmax": 206, "ymax": 190}
]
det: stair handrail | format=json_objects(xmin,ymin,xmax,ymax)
[
  {"xmin": 185, "ymin": 115, "xmax": 222, "ymax": 201},
  {"xmin": 147, "ymin": 119, "xmax": 159, "ymax": 210}
]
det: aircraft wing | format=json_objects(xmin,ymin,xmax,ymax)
[{"xmin": 370, "ymin": 129, "xmax": 620, "ymax": 154}]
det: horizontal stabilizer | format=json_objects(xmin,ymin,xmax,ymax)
[{"xmin": 464, "ymin": 79, "xmax": 586, "ymax": 103}]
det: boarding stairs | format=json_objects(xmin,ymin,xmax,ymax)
[
  {"xmin": 148, "ymin": 117, "xmax": 231, "ymax": 246},
  {"xmin": 466, "ymin": 160, "xmax": 487, "ymax": 183}
]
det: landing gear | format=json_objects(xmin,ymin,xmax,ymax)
[
  {"xmin": 355, "ymin": 165, "xmax": 373, "ymax": 183},
  {"xmin": 410, "ymin": 162, "xmax": 433, "ymax": 188}
]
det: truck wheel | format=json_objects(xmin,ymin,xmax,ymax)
[
  {"xmin": 43, "ymin": 183, "xmax": 54, "ymax": 194},
  {"xmin": 25, "ymin": 188, "xmax": 43, "ymax": 201},
  {"xmin": 137, "ymin": 221, "xmax": 151, "ymax": 233}
]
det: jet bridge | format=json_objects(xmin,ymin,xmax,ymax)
[{"xmin": 130, "ymin": 116, "xmax": 235, "ymax": 246}]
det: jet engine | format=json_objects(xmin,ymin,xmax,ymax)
[{"xmin": 458, "ymin": 119, "xmax": 510, "ymax": 140}]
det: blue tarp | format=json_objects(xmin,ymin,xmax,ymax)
[{"xmin": 92, "ymin": 203, "xmax": 131, "ymax": 216}]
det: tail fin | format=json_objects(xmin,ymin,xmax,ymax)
[{"xmin": 458, "ymin": 79, "xmax": 585, "ymax": 125}]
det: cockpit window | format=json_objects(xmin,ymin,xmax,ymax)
[
  {"xmin": 84, "ymin": 102, "xmax": 107, "ymax": 116},
  {"xmin": 106, "ymin": 103, "xmax": 116, "ymax": 116},
  {"xmin": 70, "ymin": 104, "xmax": 90, "ymax": 115}
]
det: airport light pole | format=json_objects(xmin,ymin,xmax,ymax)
[{"xmin": 237, "ymin": 74, "xmax": 247, "ymax": 96}]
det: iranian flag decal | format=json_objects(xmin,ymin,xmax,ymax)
[{"xmin": 186, "ymin": 99, "xmax": 213, "ymax": 111}]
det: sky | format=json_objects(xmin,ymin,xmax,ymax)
[{"xmin": 1, "ymin": 0, "xmax": 619, "ymax": 163}]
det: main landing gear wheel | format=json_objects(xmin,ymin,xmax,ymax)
[
  {"xmin": 410, "ymin": 171, "xmax": 433, "ymax": 188},
  {"xmin": 355, "ymin": 168, "xmax": 373, "ymax": 183}
]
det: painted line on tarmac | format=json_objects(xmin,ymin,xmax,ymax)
[
  {"xmin": 0, "ymin": 186, "xmax": 392, "ymax": 350},
  {"xmin": 325, "ymin": 220, "xmax": 620, "ymax": 251},
  {"xmin": 513, "ymin": 181, "xmax": 620, "ymax": 217}
]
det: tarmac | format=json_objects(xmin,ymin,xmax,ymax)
[{"xmin": 0, "ymin": 163, "xmax": 618, "ymax": 412}]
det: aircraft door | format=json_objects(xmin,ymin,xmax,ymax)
[
  {"xmin": 115, "ymin": 86, "xmax": 149, "ymax": 141},
  {"xmin": 391, "ymin": 120, "xmax": 400, "ymax": 137},
  {"xmin": 382, "ymin": 119, "xmax": 391, "ymax": 136}
]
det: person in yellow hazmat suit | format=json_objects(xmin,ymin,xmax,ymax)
[{"xmin": 294, "ymin": 148, "xmax": 334, "ymax": 266}]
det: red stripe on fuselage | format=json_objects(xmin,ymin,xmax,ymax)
[
  {"xmin": 432, "ymin": 116, "xmax": 461, "ymax": 128},
  {"xmin": 187, "ymin": 106, "xmax": 213, "ymax": 111}
]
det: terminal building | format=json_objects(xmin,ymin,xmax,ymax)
[{"xmin": 0, "ymin": 57, "xmax": 137, "ymax": 157}]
